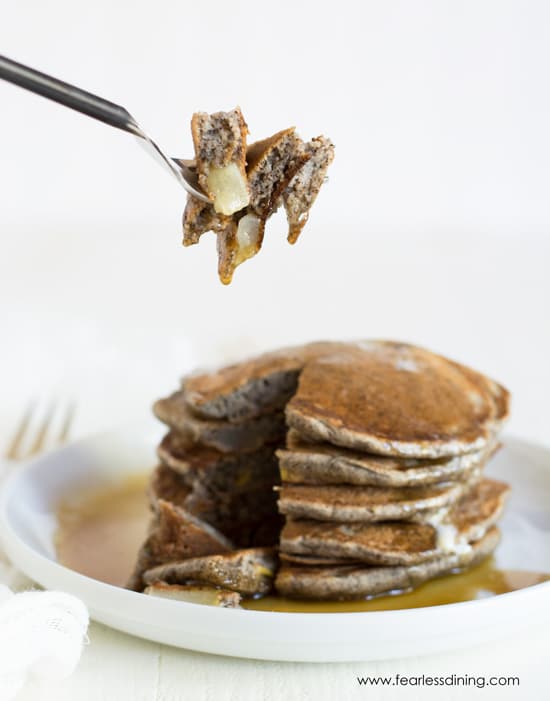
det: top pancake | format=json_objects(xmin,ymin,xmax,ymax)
[
  {"xmin": 183, "ymin": 341, "xmax": 348, "ymax": 421},
  {"xmin": 286, "ymin": 341, "xmax": 509, "ymax": 458},
  {"xmin": 182, "ymin": 341, "xmax": 508, "ymax": 458}
]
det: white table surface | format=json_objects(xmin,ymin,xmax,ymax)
[{"xmin": 2, "ymin": 1, "xmax": 550, "ymax": 697}]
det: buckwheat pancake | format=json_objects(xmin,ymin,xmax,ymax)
[
  {"xmin": 191, "ymin": 107, "xmax": 249, "ymax": 216},
  {"xmin": 210, "ymin": 129, "xmax": 332, "ymax": 284},
  {"xmin": 279, "ymin": 479, "xmax": 509, "ymax": 566},
  {"xmin": 286, "ymin": 341, "xmax": 510, "ymax": 458},
  {"xmin": 246, "ymin": 128, "xmax": 308, "ymax": 221},
  {"xmin": 183, "ymin": 341, "xmax": 347, "ymax": 421},
  {"xmin": 148, "ymin": 463, "xmax": 280, "ymax": 548},
  {"xmin": 182, "ymin": 481, "xmax": 279, "ymax": 546},
  {"xmin": 127, "ymin": 499, "xmax": 233, "ymax": 591},
  {"xmin": 195, "ymin": 129, "xmax": 309, "ymax": 285},
  {"xmin": 278, "ymin": 553, "xmax": 363, "ymax": 566},
  {"xmin": 144, "ymin": 583, "xmax": 242, "ymax": 608},
  {"xmin": 183, "ymin": 198, "xmax": 259, "ymax": 285},
  {"xmin": 154, "ymin": 391, "xmax": 285, "ymax": 453},
  {"xmin": 156, "ymin": 439, "xmax": 280, "ymax": 492},
  {"xmin": 217, "ymin": 216, "xmax": 256, "ymax": 285},
  {"xmin": 283, "ymin": 135, "xmax": 335, "ymax": 244},
  {"xmin": 182, "ymin": 195, "xmax": 222, "ymax": 247},
  {"xmin": 147, "ymin": 462, "xmax": 191, "ymax": 509},
  {"xmin": 275, "ymin": 526, "xmax": 500, "ymax": 600},
  {"xmin": 449, "ymin": 478, "xmax": 510, "ymax": 542},
  {"xmin": 182, "ymin": 110, "xmax": 333, "ymax": 284},
  {"xmin": 143, "ymin": 547, "xmax": 277, "ymax": 596},
  {"xmin": 278, "ymin": 433, "xmax": 495, "ymax": 487},
  {"xmin": 276, "ymin": 480, "xmax": 474, "ymax": 523},
  {"xmin": 449, "ymin": 359, "xmax": 510, "ymax": 429}
]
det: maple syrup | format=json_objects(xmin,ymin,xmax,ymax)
[{"xmin": 56, "ymin": 473, "xmax": 150, "ymax": 587}]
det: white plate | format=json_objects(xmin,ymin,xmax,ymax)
[{"xmin": 0, "ymin": 427, "xmax": 549, "ymax": 662}]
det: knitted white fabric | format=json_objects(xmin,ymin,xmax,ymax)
[
  {"xmin": 0, "ymin": 583, "xmax": 89, "ymax": 700},
  {"xmin": 0, "ymin": 458, "xmax": 89, "ymax": 699}
]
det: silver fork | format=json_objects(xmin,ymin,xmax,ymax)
[
  {"xmin": 4, "ymin": 402, "xmax": 76, "ymax": 461},
  {"xmin": 0, "ymin": 54, "xmax": 208, "ymax": 202}
]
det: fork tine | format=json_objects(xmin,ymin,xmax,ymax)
[
  {"xmin": 57, "ymin": 401, "xmax": 76, "ymax": 444},
  {"xmin": 4, "ymin": 402, "xmax": 35, "ymax": 460},
  {"xmin": 28, "ymin": 402, "xmax": 57, "ymax": 456}
]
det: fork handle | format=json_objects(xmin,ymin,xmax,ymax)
[{"xmin": 0, "ymin": 54, "xmax": 141, "ymax": 136}]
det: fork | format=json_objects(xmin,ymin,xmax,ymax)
[
  {"xmin": 3, "ymin": 402, "xmax": 76, "ymax": 461},
  {"xmin": 0, "ymin": 54, "xmax": 208, "ymax": 202}
]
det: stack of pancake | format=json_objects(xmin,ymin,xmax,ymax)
[
  {"xmin": 275, "ymin": 342, "xmax": 510, "ymax": 598},
  {"xmin": 129, "ymin": 341, "xmax": 510, "ymax": 604},
  {"xmin": 151, "ymin": 391, "xmax": 285, "ymax": 547},
  {"xmin": 126, "ymin": 377, "xmax": 287, "ymax": 598}
]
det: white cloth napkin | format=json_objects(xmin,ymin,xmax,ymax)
[{"xmin": 0, "ymin": 461, "xmax": 89, "ymax": 700}]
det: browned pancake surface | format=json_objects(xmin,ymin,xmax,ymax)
[
  {"xmin": 286, "ymin": 341, "xmax": 508, "ymax": 457},
  {"xmin": 183, "ymin": 341, "xmax": 347, "ymax": 420},
  {"xmin": 127, "ymin": 499, "xmax": 232, "ymax": 591},
  {"xmin": 143, "ymin": 547, "xmax": 277, "ymax": 596}
]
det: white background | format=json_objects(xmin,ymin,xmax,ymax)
[
  {"xmin": 1, "ymin": 0, "xmax": 549, "ymax": 439},
  {"xmin": 1, "ymin": 1, "xmax": 550, "ymax": 699}
]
